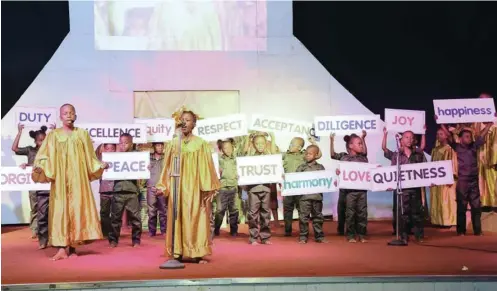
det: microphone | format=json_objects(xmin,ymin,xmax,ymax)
[{"xmin": 177, "ymin": 121, "xmax": 185, "ymax": 128}]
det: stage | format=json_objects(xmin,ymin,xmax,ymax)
[{"xmin": 2, "ymin": 221, "xmax": 497, "ymax": 290}]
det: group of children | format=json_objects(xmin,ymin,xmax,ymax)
[{"xmin": 15, "ymin": 107, "xmax": 495, "ymax": 250}]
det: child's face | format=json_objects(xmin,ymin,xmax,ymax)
[
  {"xmin": 153, "ymin": 143, "xmax": 164, "ymax": 154},
  {"xmin": 59, "ymin": 105, "xmax": 76, "ymax": 127},
  {"xmin": 288, "ymin": 137, "xmax": 304, "ymax": 153},
  {"xmin": 401, "ymin": 132, "xmax": 414, "ymax": 148},
  {"xmin": 104, "ymin": 144, "xmax": 116, "ymax": 153},
  {"xmin": 436, "ymin": 129, "xmax": 448, "ymax": 143},
  {"xmin": 304, "ymin": 146, "xmax": 319, "ymax": 162},
  {"xmin": 119, "ymin": 136, "xmax": 133, "ymax": 152},
  {"xmin": 460, "ymin": 132, "xmax": 472, "ymax": 145},
  {"xmin": 348, "ymin": 137, "xmax": 364, "ymax": 154},
  {"xmin": 35, "ymin": 133, "xmax": 46, "ymax": 148},
  {"xmin": 180, "ymin": 112, "xmax": 195, "ymax": 135},
  {"xmin": 253, "ymin": 136, "xmax": 267, "ymax": 153},
  {"xmin": 222, "ymin": 142, "xmax": 234, "ymax": 156}
]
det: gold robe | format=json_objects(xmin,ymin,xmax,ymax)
[
  {"xmin": 32, "ymin": 128, "xmax": 104, "ymax": 247},
  {"xmin": 473, "ymin": 123, "xmax": 497, "ymax": 207},
  {"xmin": 430, "ymin": 144, "xmax": 458, "ymax": 226},
  {"xmin": 157, "ymin": 135, "xmax": 220, "ymax": 258}
]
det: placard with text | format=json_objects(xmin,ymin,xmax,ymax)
[
  {"xmin": 433, "ymin": 98, "xmax": 496, "ymax": 124},
  {"xmin": 313, "ymin": 115, "xmax": 382, "ymax": 136},
  {"xmin": 1, "ymin": 167, "xmax": 51, "ymax": 191},
  {"xmin": 337, "ymin": 161, "xmax": 380, "ymax": 190},
  {"xmin": 370, "ymin": 160, "xmax": 454, "ymax": 192},
  {"xmin": 282, "ymin": 170, "xmax": 338, "ymax": 196},
  {"xmin": 249, "ymin": 114, "xmax": 312, "ymax": 138},
  {"xmin": 102, "ymin": 152, "xmax": 150, "ymax": 180},
  {"xmin": 134, "ymin": 118, "xmax": 175, "ymax": 142},
  {"xmin": 79, "ymin": 123, "xmax": 147, "ymax": 144},
  {"xmin": 236, "ymin": 154, "xmax": 283, "ymax": 186},
  {"xmin": 385, "ymin": 108, "xmax": 425, "ymax": 134},
  {"xmin": 193, "ymin": 114, "xmax": 248, "ymax": 142},
  {"xmin": 14, "ymin": 107, "xmax": 57, "ymax": 128}
]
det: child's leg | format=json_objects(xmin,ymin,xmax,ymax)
[
  {"xmin": 337, "ymin": 190, "xmax": 346, "ymax": 235},
  {"xmin": 409, "ymin": 190, "xmax": 424, "ymax": 240},
  {"xmin": 28, "ymin": 191, "xmax": 38, "ymax": 238},
  {"xmin": 299, "ymin": 199, "xmax": 311, "ymax": 242},
  {"xmin": 156, "ymin": 194, "xmax": 167, "ymax": 234},
  {"xmin": 125, "ymin": 194, "xmax": 143, "ymax": 246},
  {"xmin": 456, "ymin": 182, "xmax": 469, "ymax": 235},
  {"xmin": 468, "ymin": 180, "xmax": 482, "ymax": 235},
  {"xmin": 36, "ymin": 192, "xmax": 50, "ymax": 248},
  {"xmin": 146, "ymin": 189, "xmax": 158, "ymax": 235},
  {"xmin": 109, "ymin": 194, "xmax": 126, "ymax": 245},
  {"xmin": 100, "ymin": 194, "xmax": 112, "ymax": 237},
  {"xmin": 356, "ymin": 192, "xmax": 368, "ymax": 239},
  {"xmin": 345, "ymin": 192, "xmax": 357, "ymax": 240},
  {"xmin": 270, "ymin": 189, "xmax": 279, "ymax": 227},
  {"xmin": 226, "ymin": 189, "xmax": 239, "ymax": 235},
  {"xmin": 283, "ymin": 196, "xmax": 296, "ymax": 235},
  {"xmin": 259, "ymin": 191, "xmax": 272, "ymax": 243},
  {"xmin": 215, "ymin": 190, "xmax": 228, "ymax": 234},
  {"xmin": 392, "ymin": 191, "xmax": 398, "ymax": 234},
  {"xmin": 247, "ymin": 190, "xmax": 262, "ymax": 243},
  {"xmin": 310, "ymin": 200, "xmax": 325, "ymax": 241}
]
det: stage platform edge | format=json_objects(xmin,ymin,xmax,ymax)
[{"xmin": 2, "ymin": 276, "xmax": 497, "ymax": 291}]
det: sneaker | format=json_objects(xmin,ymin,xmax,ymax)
[
  {"xmin": 457, "ymin": 232, "xmax": 466, "ymax": 236},
  {"xmin": 299, "ymin": 240, "xmax": 307, "ymax": 244},
  {"xmin": 359, "ymin": 238, "xmax": 367, "ymax": 243},
  {"xmin": 132, "ymin": 241, "xmax": 141, "ymax": 247},
  {"xmin": 348, "ymin": 238, "xmax": 357, "ymax": 243},
  {"xmin": 109, "ymin": 242, "xmax": 118, "ymax": 248},
  {"xmin": 316, "ymin": 239, "xmax": 329, "ymax": 243}
]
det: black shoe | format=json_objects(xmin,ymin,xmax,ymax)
[
  {"xmin": 284, "ymin": 232, "xmax": 292, "ymax": 237},
  {"xmin": 230, "ymin": 232, "xmax": 238, "ymax": 237},
  {"xmin": 457, "ymin": 232, "xmax": 466, "ymax": 236},
  {"xmin": 132, "ymin": 241, "xmax": 141, "ymax": 247},
  {"xmin": 149, "ymin": 232, "xmax": 156, "ymax": 237}
]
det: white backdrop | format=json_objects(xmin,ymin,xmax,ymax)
[{"xmin": 1, "ymin": 0, "xmax": 426, "ymax": 224}]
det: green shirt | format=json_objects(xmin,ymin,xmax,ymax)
[
  {"xmin": 219, "ymin": 154, "xmax": 238, "ymax": 190},
  {"xmin": 296, "ymin": 161, "xmax": 325, "ymax": 201},
  {"xmin": 283, "ymin": 151, "xmax": 305, "ymax": 173}
]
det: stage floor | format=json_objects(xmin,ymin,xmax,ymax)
[{"xmin": 2, "ymin": 221, "xmax": 497, "ymax": 285}]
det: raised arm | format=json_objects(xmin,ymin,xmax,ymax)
[
  {"xmin": 269, "ymin": 132, "xmax": 278, "ymax": 154},
  {"xmin": 381, "ymin": 127, "xmax": 389, "ymax": 153},
  {"xmin": 418, "ymin": 125, "xmax": 426, "ymax": 151},
  {"xmin": 11, "ymin": 124, "xmax": 24, "ymax": 153},
  {"xmin": 475, "ymin": 122, "xmax": 493, "ymax": 149},
  {"xmin": 329, "ymin": 133, "xmax": 336, "ymax": 158},
  {"xmin": 361, "ymin": 130, "xmax": 368, "ymax": 155}
]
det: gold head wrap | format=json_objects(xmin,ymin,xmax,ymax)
[{"xmin": 171, "ymin": 105, "xmax": 203, "ymax": 127}]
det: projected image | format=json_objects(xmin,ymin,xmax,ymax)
[{"xmin": 94, "ymin": 0, "xmax": 267, "ymax": 51}]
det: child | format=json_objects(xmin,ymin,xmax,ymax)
[
  {"xmin": 214, "ymin": 138, "xmax": 239, "ymax": 236},
  {"xmin": 296, "ymin": 145, "xmax": 327, "ymax": 244},
  {"xmin": 32, "ymin": 104, "xmax": 108, "ymax": 260},
  {"xmin": 108, "ymin": 133, "xmax": 142, "ymax": 247},
  {"xmin": 146, "ymin": 142, "xmax": 167, "ymax": 236},
  {"xmin": 442, "ymin": 122, "xmax": 493, "ymax": 236},
  {"xmin": 331, "ymin": 131, "xmax": 369, "ymax": 243},
  {"xmin": 96, "ymin": 143, "xmax": 116, "ymax": 238},
  {"xmin": 12, "ymin": 124, "xmax": 50, "ymax": 248},
  {"xmin": 245, "ymin": 132, "xmax": 277, "ymax": 245},
  {"xmin": 429, "ymin": 127, "xmax": 457, "ymax": 227},
  {"xmin": 382, "ymin": 128, "xmax": 426, "ymax": 243}
]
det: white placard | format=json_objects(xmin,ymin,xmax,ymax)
[
  {"xmin": 1, "ymin": 167, "xmax": 51, "ymax": 191},
  {"xmin": 14, "ymin": 107, "xmax": 57, "ymax": 128},
  {"xmin": 282, "ymin": 170, "xmax": 338, "ymax": 196},
  {"xmin": 236, "ymin": 154, "xmax": 283, "ymax": 186},
  {"xmin": 313, "ymin": 115, "xmax": 382, "ymax": 136},
  {"xmin": 433, "ymin": 98, "xmax": 496, "ymax": 124},
  {"xmin": 249, "ymin": 114, "xmax": 312, "ymax": 138},
  {"xmin": 79, "ymin": 123, "xmax": 147, "ymax": 144},
  {"xmin": 134, "ymin": 118, "xmax": 175, "ymax": 142},
  {"xmin": 338, "ymin": 161, "xmax": 380, "ymax": 190},
  {"xmin": 193, "ymin": 114, "xmax": 248, "ymax": 142},
  {"xmin": 370, "ymin": 160, "xmax": 454, "ymax": 192},
  {"xmin": 212, "ymin": 152, "xmax": 220, "ymax": 179},
  {"xmin": 102, "ymin": 152, "xmax": 150, "ymax": 180},
  {"xmin": 385, "ymin": 109, "xmax": 425, "ymax": 134}
]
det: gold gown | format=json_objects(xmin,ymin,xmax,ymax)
[
  {"xmin": 429, "ymin": 144, "xmax": 458, "ymax": 226},
  {"xmin": 473, "ymin": 123, "xmax": 497, "ymax": 207},
  {"xmin": 157, "ymin": 135, "xmax": 220, "ymax": 258},
  {"xmin": 32, "ymin": 128, "xmax": 104, "ymax": 247}
]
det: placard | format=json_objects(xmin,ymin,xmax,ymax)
[
  {"xmin": 338, "ymin": 161, "xmax": 380, "ymax": 190},
  {"xmin": 282, "ymin": 170, "xmax": 338, "ymax": 196},
  {"xmin": 236, "ymin": 154, "xmax": 283, "ymax": 186},
  {"xmin": 385, "ymin": 109, "xmax": 425, "ymax": 134},
  {"xmin": 370, "ymin": 160, "xmax": 454, "ymax": 192},
  {"xmin": 314, "ymin": 115, "xmax": 382, "ymax": 136},
  {"xmin": 79, "ymin": 123, "xmax": 147, "ymax": 144},
  {"xmin": 134, "ymin": 118, "xmax": 175, "ymax": 142},
  {"xmin": 1, "ymin": 167, "xmax": 51, "ymax": 191},
  {"xmin": 193, "ymin": 114, "xmax": 248, "ymax": 142},
  {"xmin": 433, "ymin": 98, "xmax": 496, "ymax": 124},
  {"xmin": 102, "ymin": 152, "xmax": 150, "ymax": 180},
  {"xmin": 249, "ymin": 114, "xmax": 312, "ymax": 138},
  {"xmin": 14, "ymin": 107, "xmax": 57, "ymax": 128}
]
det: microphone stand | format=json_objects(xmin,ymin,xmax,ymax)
[
  {"xmin": 159, "ymin": 127, "xmax": 186, "ymax": 269},
  {"xmin": 388, "ymin": 134, "xmax": 408, "ymax": 246}
]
